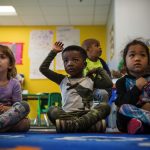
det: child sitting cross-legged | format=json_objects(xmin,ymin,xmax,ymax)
[
  {"xmin": 39, "ymin": 41, "xmax": 111, "ymax": 133},
  {"xmin": 115, "ymin": 40, "xmax": 150, "ymax": 134},
  {"xmin": 0, "ymin": 45, "xmax": 30, "ymax": 132}
]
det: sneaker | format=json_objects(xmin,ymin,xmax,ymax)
[
  {"xmin": 88, "ymin": 119, "xmax": 106, "ymax": 133},
  {"xmin": 128, "ymin": 118, "xmax": 143, "ymax": 134},
  {"xmin": 101, "ymin": 119, "xmax": 106, "ymax": 132},
  {"xmin": 56, "ymin": 119, "xmax": 78, "ymax": 133}
]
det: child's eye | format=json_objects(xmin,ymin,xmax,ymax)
[
  {"xmin": 95, "ymin": 44, "xmax": 99, "ymax": 47},
  {"xmin": 141, "ymin": 53, "xmax": 146, "ymax": 57},
  {"xmin": 0, "ymin": 54, "xmax": 6, "ymax": 59},
  {"xmin": 73, "ymin": 59, "xmax": 79, "ymax": 62},
  {"xmin": 129, "ymin": 53, "xmax": 135, "ymax": 57},
  {"xmin": 63, "ymin": 59, "xmax": 68, "ymax": 63}
]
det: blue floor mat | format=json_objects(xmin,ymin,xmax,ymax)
[{"xmin": 0, "ymin": 132, "xmax": 150, "ymax": 150}]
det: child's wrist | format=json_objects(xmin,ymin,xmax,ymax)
[{"xmin": 51, "ymin": 49, "xmax": 58, "ymax": 53}]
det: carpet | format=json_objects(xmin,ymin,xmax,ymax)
[{"xmin": 0, "ymin": 131, "xmax": 150, "ymax": 150}]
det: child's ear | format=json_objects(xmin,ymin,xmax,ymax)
[
  {"xmin": 8, "ymin": 65, "xmax": 12, "ymax": 69},
  {"xmin": 84, "ymin": 61, "xmax": 87, "ymax": 67}
]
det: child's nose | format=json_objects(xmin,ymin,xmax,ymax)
[
  {"xmin": 67, "ymin": 60, "xmax": 73, "ymax": 66},
  {"xmin": 134, "ymin": 55, "xmax": 141, "ymax": 60}
]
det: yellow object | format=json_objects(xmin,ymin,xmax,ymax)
[{"xmin": 84, "ymin": 58, "xmax": 103, "ymax": 76}]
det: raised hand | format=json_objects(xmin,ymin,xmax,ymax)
[{"xmin": 52, "ymin": 41, "xmax": 64, "ymax": 53}]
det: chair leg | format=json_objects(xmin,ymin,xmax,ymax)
[
  {"xmin": 44, "ymin": 114, "xmax": 50, "ymax": 127},
  {"xmin": 33, "ymin": 118, "xmax": 37, "ymax": 126}
]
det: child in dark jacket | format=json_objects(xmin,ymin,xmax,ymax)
[{"xmin": 115, "ymin": 40, "xmax": 150, "ymax": 134}]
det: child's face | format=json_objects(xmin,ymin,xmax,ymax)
[
  {"xmin": 0, "ymin": 51, "xmax": 11, "ymax": 74},
  {"xmin": 87, "ymin": 43, "xmax": 102, "ymax": 61},
  {"xmin": 125, "ymin": 44, "xmax": 149, "ymax": 76},
  {"xmin": 62, "ymin": 50, "xmax": 86, "ymax": 78}
]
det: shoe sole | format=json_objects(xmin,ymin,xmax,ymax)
[
  {"xmin": 56, "ymin": 119, "xmax": 61, "ymax": 133},
  {"xmin": 128, "ymin": 119, "xmax": 142, "ymax": 134},
  {"xmin": 101, "ymin": 119, "xmax": 106, "ymax": 132}
]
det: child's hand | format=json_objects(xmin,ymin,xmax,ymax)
[
  {"xmin": 0, "ymin": 104, "xmax": 10, "ymax": 114},
  {"xmin": 141, "ymin": 103, "xmax": 150, "ymax": 111},
  {"xmin": 86, "ymin": 68, "xmax": 99, "ymax": 76},
  {"xmin": 0, "ymin": 104, "xmax": 5, "ymax": 114},
  {"xmin": 52, "ymin": 41, "xmax": 64, "ymax": 53},
  {"xmin": 136, "ymin": 77, "xmax": 148, "ymax": 90}
]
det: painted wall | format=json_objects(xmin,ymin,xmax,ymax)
[{"xmin": 0, "ymin": 26, "xmax": 106, "ymax": 119}]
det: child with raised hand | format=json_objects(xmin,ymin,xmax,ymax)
[
  {"xmin": 0, "ymin": 45, "xmax": 30, "ymax": 132},
  {"xmin": 115, "ymin": 40, "xmax": 150, "ymax": 134},
  {"xmin": 81, "ymin": 38, "xmax": 112, "ymax": 103},
  {"xmin": 39, "ymin": 41, "xmax": 110, "ymax": 133}
]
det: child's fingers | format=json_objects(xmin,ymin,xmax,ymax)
[{"xmin": 55, "ymin": 41, "xmax": 64, "ymax": 47}]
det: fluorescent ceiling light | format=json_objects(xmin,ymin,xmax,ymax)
[{"xmin": 0, "ymin": 6, "xmax": 17, "ymax": 16}]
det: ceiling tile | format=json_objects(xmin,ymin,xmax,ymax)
[
  {"xmin": 70, "ymin": 15, "xmax": 93, "ymax": 25},
  {"xmin": 95, "ymin": 0, "xmax": 111, "ymax": 5},
  {"xmin": 67, "ymin": 0, "xmax": 94, "ymax": 6},
  {"xmin": 0, "ymin": 0, "xmax": 111, "ymax": 25},
  {"xmin": 0, "ymin": 0, "xmax": 13, "ymax": 5},
  {"xmin": 41, "ymin": 6, "xmax": 68, "ymax": 16},
  {"xmin": 69, "ymin": 6, "xmax": 94, "ymax": 15},
  {"xmin": 0, "ymin": 16, "xmax": 23, "ymax": 25},
  {"xmin": 11, "ymin": 0, "xmax": 38, "ymax": 6},
  {"xmin": 16, "ymin": 6, "xmax": 42, "ymax": 15},
  {"xmin": 95, "ymin": 5, "xmax": 109, "ymax": 15},
  {"xmin": 38, "ymin": 0, "xmax": 67, "ymax": 6},
  {"xmin": 45, "ymin": 15, "xmax": 70, "ymax": 25},
  {"xmin": 20, "ymin": 15, "xmax": 46, "ymax": 25}
]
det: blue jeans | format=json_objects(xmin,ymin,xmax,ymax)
[{"xmin": 93, "ymin": 89, "xmax": 109, "ymax": 103}]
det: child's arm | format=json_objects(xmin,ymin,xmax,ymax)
[
  {"xmin": 93, "ymin": 67, "xmax": 113, "ymax": 89},
  {"xmin": 142, "ymin": 103, "xmax": 150, "ymax": 111},
  {"xmin": 136, "ymin": 77, "xmax": 150, "ymax": 111},
  {"xmin": 12, "ymin": 79, "xmax": 22, "ymax": 103},
  {"xmin": 115, "ymin": 76, "xmax": 141, "ymax": 107},
  {"xmin": 39, "ymin": 41, "xmax": 65, "ymax": 85},
  {"xmin": 99, "ymin": 58, "xmax": 111, "ymax": 77}
]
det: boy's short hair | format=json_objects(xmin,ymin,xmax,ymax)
[
  {"xmin": 62, "ymin": 45, "xmax": 87, "ymax": 61},
  {"xmin": 81, "ymin": 39, "xmax": 100, "ymax": 51}
]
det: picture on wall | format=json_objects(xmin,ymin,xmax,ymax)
[{"xmin": 0, "ymin": 42, "xmax": 23, "ymax": 64}]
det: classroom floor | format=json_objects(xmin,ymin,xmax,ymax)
[{"xmin": 0, "ymin": 126, "xmax": 150, "ymax": 150}]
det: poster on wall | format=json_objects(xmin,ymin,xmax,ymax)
[
  {"xmin": 0, "ymin": 42, "xmax": 23, "ymax": 64},
  {"xmin": 56, "ymin": 26, "xmax": 80, "ymax": 70},
  {"xmin": 29, "ymin": 30, "xmax": 54, "ymax": 79},
  {"xmin": 109, "ymin": 25, "xmax": 114, "ymax": 60}
]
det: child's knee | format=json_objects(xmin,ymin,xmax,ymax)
[
  {"xmin": 47, "ymin": 106, "xmax": 60, "ymax": 122},
  {"xmin": 16, "ymin": 118, "xmax": 30, "ymax": 132},
  {"xmin": 8, "ymin": 118, "xmax": 30, "ymax": 132},
  {"xmin": 94, "ymin": 103, "xmax": 111, "ymax": 114},
  {"xmin": 13, "ymin": 101, "xmax": 30, "ymax": 115},
  {"xmin": 94, "ymin": 89, "xmax": 109, "ymax": 102}
]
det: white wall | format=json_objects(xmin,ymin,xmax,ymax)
[
  {"xmin": 107, "ymin": 0, "xmax": 150, "ymax": 71},
  {"xmin": 106, "ymin": 0, "xmax": 115, "ymax": 70}
]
